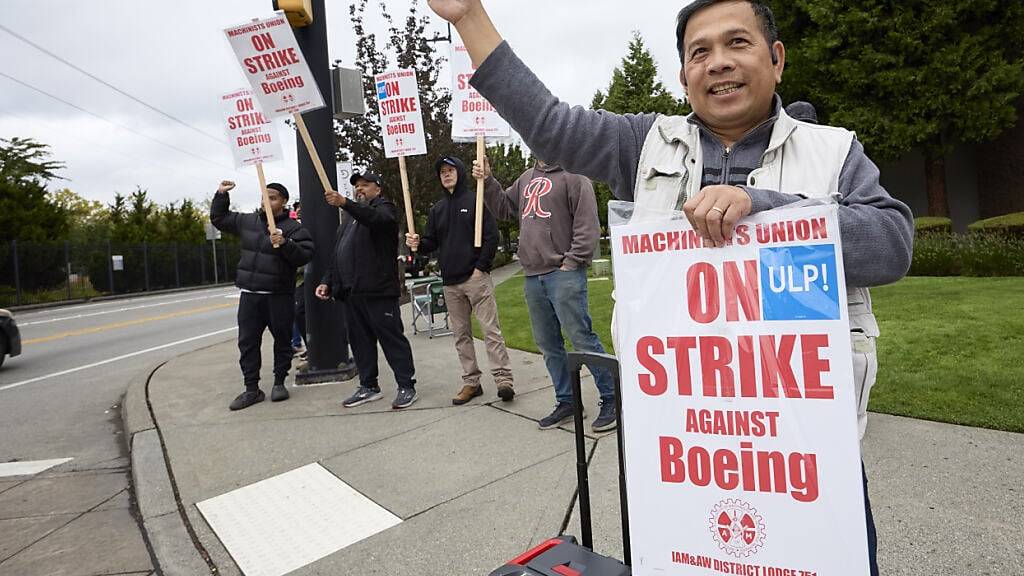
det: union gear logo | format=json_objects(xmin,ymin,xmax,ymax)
[
  {"xmin": 709, "ymin": 499, "xmax": 766, "ymax": 558},
  {"xmin": 522, "ymin": 177, "xmax": 553, "ymax": 218}
]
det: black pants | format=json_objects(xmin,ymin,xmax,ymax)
[
  {"xmin": 344, "ymin": 295, "xmax": 416, "ymax": 390},
  {"xmin": 294, "ymin": 285, "xmax": 307, "ymax": 346},
  {"xmin": 237, "ymin": 291, "xmax": 294, "ymax": 389}
]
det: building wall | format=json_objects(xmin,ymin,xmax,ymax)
[
  {"xmin": 976, "ymin": 100, "xmax": 1024, "ymax": 218},
  {"xmin": 878, "ymin": 145, "xmax": 979, "ymax": 232}
]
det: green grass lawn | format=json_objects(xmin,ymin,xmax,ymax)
[{"xmin": 486, "ymin": 274, "xmax": 1024, "ymax": 433}]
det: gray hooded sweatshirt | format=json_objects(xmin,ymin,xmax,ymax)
[{"xmin": 483, "ymin": 163, "xmax": 600, "ymax": 276}]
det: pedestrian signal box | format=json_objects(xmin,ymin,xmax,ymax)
[{"xmin": 273, "ymin": 0, "xmax": 312, "ymax": 27}]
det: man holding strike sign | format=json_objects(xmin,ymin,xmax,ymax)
[
  {"xmin": 427, "ymin": 0, "xmax": 914, "ymax": 573},
  {"xmin": 211, "ymin": 181, "xmax": 314, "ymax": 411}
]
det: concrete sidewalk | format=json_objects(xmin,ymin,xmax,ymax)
[{"xmin": 124, "ymin": 264, "xmax": 1024, "ymax": 575}]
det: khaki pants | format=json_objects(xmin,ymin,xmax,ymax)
[{"xmin": 443, "ymin": 272, "xmax": 513, "ymax": 388}]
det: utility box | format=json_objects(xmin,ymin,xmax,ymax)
[{"xmin": 332, "ymin": 66, "xmax": 366, "ymax": 120}]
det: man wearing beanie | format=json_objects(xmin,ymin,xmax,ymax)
[
  {"xmin": 211, "ymin": 180, "xmax": 314, "ymax": 411},
  {"xmin": 406, "ymin": 156, "xmax": 515, "ymax": 405},
  {"xmin": 319, "ymin": 172, "xmax": 419, "ymax": 410}
]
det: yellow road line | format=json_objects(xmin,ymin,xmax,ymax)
[{"xmin": 23, "ymin": 302, "xmax": 236, "ymax": 345}]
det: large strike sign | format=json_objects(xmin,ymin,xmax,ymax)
[
  {"xmin": 612, "ymin": 204, "xmax": 869, "ymax": 576},
  {"xmin": 224, "ymin": 12, "xmax": 324, "ymax": 117},
  {"xmin": 375, "ymin": 69, "xmax": 427, "ymax": 158},
  {"xmin": 450, "ymin": 38, "xmax": 510, "ymax": 141},
  {"xmin": 221, "ymin": 88, "xmax": 281, "ymax": 168}
]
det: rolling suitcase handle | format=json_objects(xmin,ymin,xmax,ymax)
[{"xmin": 567, "ymin": 351, "xmax": 630, "ymax": 566}]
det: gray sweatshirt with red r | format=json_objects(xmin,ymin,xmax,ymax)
[{"xmin": 484, "ymin": 163, "xmax": 600, "ymax": 276}]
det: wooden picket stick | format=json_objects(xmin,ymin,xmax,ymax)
[
  {"xmin": 255, "ymin": 164, "xmax": 278, "ymax": 249},
  {"xmin": 293, "ymin": 113, "xmax": 333, "ymax": 195},
  {"xmin": 398, "ymin": 155, "xmax": 416, "ymax": 252},
  {"xmin": 474, "ymin": 134, "xmax": 485, "ymax": 247}
]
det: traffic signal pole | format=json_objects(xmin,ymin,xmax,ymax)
[{"xmin": 279, "ymin": 0, "xmax": 358, "ymax": 385}]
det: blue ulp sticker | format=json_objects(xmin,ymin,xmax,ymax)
[
  {"xmin": 759, "ymin": 245, "xmax": 840, "ymax": 320},
  {"xmin": 376, "ymin": 81, "xmax": 388, "ymax": 101}
]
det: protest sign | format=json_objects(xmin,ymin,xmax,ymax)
[
  {"xmin": 375, "ymin": 68, "xmax": 426, "ymax": 238},
  {"xmin": 611, "ymin": 204, "xmax": 869, "ymax": 576},
  {"xmin": 375, "ymin": 69, "xmax": 427, "ymax": 158},
  {"xmin": 450, "ymin": 37, "xmax": 510, "ymax": 247},
  {"xmin": 224, "ymin": 13, "xmax": 324, "ymax": 117},
  {"xmin": 221, "ymin": 88, "xmax": 281, "ymax": 168},
  {"xmin": 450, "ymin": 38, "xmax": 510, "ymax": 141},
  {"xmin": 336, "ymin": 161, "xmax": 354, "ymax": 199}
]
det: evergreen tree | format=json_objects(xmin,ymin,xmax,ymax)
[
  {"xmin": 336, "ymin": 0, "xmax": 473, "ymax": 230},
  {"xmin": 0, "ymin": 137, "xmax": 69, "ymax": 242},
  {"xmin": 770, "ymin": 0, "xmax": 1024, "ymax": 216},
  {"xmin": 590, "ymin": 32, "xmax": 689, "ymax": 227}
]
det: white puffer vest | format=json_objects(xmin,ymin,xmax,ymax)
[{"xmin": 631, "ymin": 109, "xmax": 879, "ymax": 338}]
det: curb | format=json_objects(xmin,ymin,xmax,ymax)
[{"xmin": 122, "ymin": 367, "xmax": 212, "ymax": 576}]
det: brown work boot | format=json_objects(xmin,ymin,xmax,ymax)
[
  {"xmin": 496, "ymin": 382, "xmax": 515, "ymax": 402},
  {"xmin": 452, "ymin": 384, "xmax": 483, "ymax": 405}
]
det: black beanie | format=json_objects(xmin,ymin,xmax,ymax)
[{"xmin": 266, "ymin": 182, "xmax": 289, "ymax": 200}]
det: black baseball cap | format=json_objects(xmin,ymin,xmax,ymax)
[{"xmin": 350, "ymin": 171, "xmax": 383, "ymax": 187}]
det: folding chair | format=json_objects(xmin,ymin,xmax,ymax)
[{"xmin": 411, "ymin": 279, "xmax": 451, "ymax": 338}]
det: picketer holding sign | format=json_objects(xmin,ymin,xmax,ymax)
[{"xmin": 426, "ymin": 0, "xmax": 914, "ymax": 574}]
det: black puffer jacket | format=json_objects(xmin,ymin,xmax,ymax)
[
  {"xmin": 321, "ymin": 195, "xmax": 401, "ymax": 300},
  {"xmin": 419, "ymin": 156, "xmax": 498, "ymax": 286},
  {"xmin": 210, "ymin": 191, "xmax": 314, "ymax": 293}
]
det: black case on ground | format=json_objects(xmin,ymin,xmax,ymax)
[{"xmin": 489, "ymin": 352, "xmax": 631, "ymax": 576}]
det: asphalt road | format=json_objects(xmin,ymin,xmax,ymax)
[{"xmin": 0, "ymin": 286, "xmax": 241, "ymax": 576}]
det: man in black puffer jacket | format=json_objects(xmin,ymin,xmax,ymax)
[
  {"xmin": 316, "ymin": 172, "xmax": 418, "ymax": 410},
  {"xmin": 211, "ymin": 180, "xmax": 314, "ymax": 411}
]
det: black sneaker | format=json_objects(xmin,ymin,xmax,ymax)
[
  {"xmin": 271, "ymin": 384, "xmax": 290, "ymax": 402},
  {"xmin": 592, "ymin": 400, "xmax": 617, "ymax": 432},
  {"xmin": 539, "ymin": 402, "xmax": 579, "ymax": 430},
  {"xmin": 392, "ymin": 388, "xmax": 418, "ymax": 409},
  {"xmin": 343, "ymin": 386, "xmax": 383, "ymax": 408},
  {"xmin": 229, "ymin": 389, "xmax": 265, "ymax": 411}
]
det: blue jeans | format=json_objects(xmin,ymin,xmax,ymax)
[{"xmin": 524, "ymin": 268, "xmax": 615, "ymax": 404}]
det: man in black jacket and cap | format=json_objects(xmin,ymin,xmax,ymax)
[
  {"xmin": 211, "ymin": 180, "xmax": 314, "ymax": 411},
  {"xmin": 317, "ymin": 172, "xmax": 418, "ymax": 410},
  {"xmin": 406, "ymin": 156, "xmax": 514, "ymax": 405}
]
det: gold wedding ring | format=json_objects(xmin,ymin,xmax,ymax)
[{"xmin": 710, "ymin": 206, "xmax": 726, "ymax": 214}]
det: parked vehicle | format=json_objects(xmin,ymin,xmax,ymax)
[{"xmin": 0, "ymin": 309, "xmax": 22, "ymax": 368}]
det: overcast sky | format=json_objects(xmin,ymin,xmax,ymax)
[{"xmin": 0, "ymin": 0, "xmax": 688, "ymax": 212}]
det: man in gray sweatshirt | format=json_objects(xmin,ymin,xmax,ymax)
[
  {"xmin": 428, "ymin": 1, "xmax": 914, "ymax": 574},
  {"xmin": 475, "ymin": 158, "xmax": 617, "ymax": 431}
]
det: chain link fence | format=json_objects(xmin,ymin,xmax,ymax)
[{"xmin": 0, "ymin": 240, "xmax": 241, "ymax": 308}]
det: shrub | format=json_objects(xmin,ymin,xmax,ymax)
[
  {"xmin": 967, "ymin": 212, "xmax": 1024, "ymax": 239},
  {"xmin": 910, "ymin": 233, "xmax": 961, "ymax": 276},
  {"xmin": 915, "ymin": 216, "xmax": 953, "ymax": 234},
  {"xmin": 910, "ymin": 232, "xmax": 1024, "ymax": 277}
]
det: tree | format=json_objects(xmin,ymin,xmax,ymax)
[
  {"xmin": 336, "ymin": 0, "xmax": 474, "ymax": 230},
  {"xmin": 0, "ymin": 137, "xmax": 69, "ymax": 242},
  {"xmin": 52, "ymin": 188, "xmax": 110, "ymax": 245},
  {"xmin": 770, "ymin": 0, "xmax": 1024, "ymax": 217},
  {"xmin": 590, "ymin": 32, "xmax": 689, "ymax": 227}
]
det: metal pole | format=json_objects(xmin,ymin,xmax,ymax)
[
  {"xmin": 221, "ymin": 242, "xmax": 229, "ymax": 282},
  {"xmin": 143, "ymin": 241, "xmax": 150, "ymax": 292},
  {"xmin": 199, "ymin": 244, "xmax": 206, "ymax": 284},
  {"xmin": 211, "ymin": 238, "xmax": 218, "ymax": 284},
  {"xmin": 290, "ymin": 0, "xmax": 355, "ymax": 385},
  {"xmin": 12, "ymin": 240, "xmax": 21, "ymax": 306},
  {"xmin": 107, "ymin": 240, "xmax": 115, "ymax": 294},
  {"xmin": 65, "ymin": 241, "xmax": 72, "ymax": 300},
  {"xmin": 174, "ymin": 243, "xmax": 180, "ymax": 288}
]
